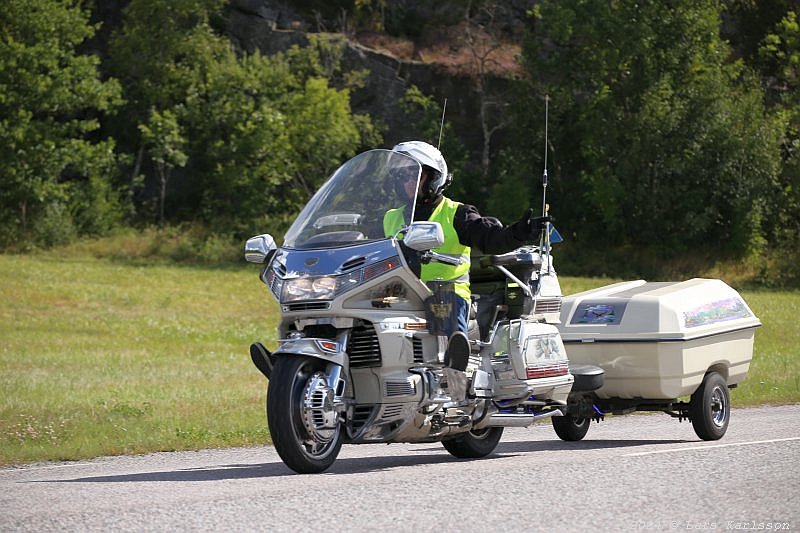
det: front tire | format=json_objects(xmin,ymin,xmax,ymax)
[
  {"xmin": 442, "ymin": 427, "xmax": 504, "ymax": 459},
  {"xmin": 552, "ymin": 415, "xmax": 590, "ymax": 441},
  {"xmin": 689, "ymin": 371, "xmax": 730, "ymax": 441},
  {"xmin": 267, "ymin": 356, "xmax": 344, "ymax": 474}
]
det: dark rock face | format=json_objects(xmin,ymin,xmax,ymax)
[
  {"xmin": 226, "ymin": 1, "xmax": 499, "ymax": 152},
  {"xmin": 94, "ymin": 0, "xmax": 521, "ymax": 157}
]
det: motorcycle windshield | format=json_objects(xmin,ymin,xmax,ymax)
[{"xmin": 283, "ymin": 150, "xmax": 422, "ymax": 249}]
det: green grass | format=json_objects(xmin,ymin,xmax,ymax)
[
  {"xmin": 0, "ymin": 255, "xmax": 797, "ymax": 465},
  {"xmin": 728, "ymin": 290, "xmax": 800, "ymax": 405},
  {"xmin": 0, "ymin": 254, "xmax": 279, "ymax": 465}
]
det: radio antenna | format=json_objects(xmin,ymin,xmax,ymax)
[
  {"xmin": 437, "ymin": 98, "xmax": 448, "ymax": 149},
  {"xmin": 541, "ymin": 95, "xmax": 553, "ymax": 271},
  {"xmin": 541, "ymin": 94, "xmax": 549, "ymax": 218}
]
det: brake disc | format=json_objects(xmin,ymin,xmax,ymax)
[{"xmin": 300, "ymin": 372, "xmax": 338, "ymax": 442}]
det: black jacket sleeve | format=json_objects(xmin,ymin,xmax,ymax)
[{"xmin": 453, "ymin": 203, "xmax": 525, "ymax": 254}]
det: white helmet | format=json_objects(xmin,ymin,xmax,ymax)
[{"xmin": 391, "ymin": 141, "xmax": 451, "ymax": 198}]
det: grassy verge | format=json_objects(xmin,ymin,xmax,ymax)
[
  {"xmin": 0, "ymin": 255, "xmax": 797, "ymax": 465},
  {"xmin": 0, "ymin": 254, "xmax": 278, "ymax": 465}
]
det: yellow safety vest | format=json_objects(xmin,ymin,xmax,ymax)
[{"xmin": 384, "ymin": 197, "xmax": 471, "ymax": 302}]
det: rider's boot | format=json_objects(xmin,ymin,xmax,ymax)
[
  {"xmin": 444, "ymin": 331, "xmax": 470, "ymax": 371},
  {"xmin": 442, "ymin": 331, "xmax": 470, "ymax": 404}
]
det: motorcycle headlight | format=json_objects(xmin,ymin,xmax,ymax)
[{"xmin": 282, "ymin": 276, "xmax": 337, "ymax": 302}]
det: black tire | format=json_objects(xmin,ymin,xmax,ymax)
[
  {"xmin": 267, "ymin": 356, "xmax": 344, "ymax": 474},
  {"xmin": 689, "ymin": 371, "xmax": 730, "ymax": 441},
  {"xmin": 442, "ymin": 427, "xmax": 504, "ymax": 459},
  {"xmin": 552, "ymin": 415, "xmax": 590, "ymax": 441}
]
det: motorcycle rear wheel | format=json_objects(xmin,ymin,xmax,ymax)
[
  {"xmin": 442, "ymin": 427, "xmax": 504, "ymax": 459},
  {"xmin": 267, "ymin": 356, "xmax": 344, "ymax": 474}
]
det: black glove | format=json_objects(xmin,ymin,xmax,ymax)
[{"xmin": 511, "ymin": 209, "xmax": 551, "ymax": 242}]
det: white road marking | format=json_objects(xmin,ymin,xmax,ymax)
[
  {"xmin": 623, "ymin": 436, "xmax": 800, "ymax": 457},
  {"xmin": 6, "ymin": 462, "xmax": 95, "ymax": 472}
]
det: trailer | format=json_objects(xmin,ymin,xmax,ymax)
[{"xmin": 554, "ymin": 278, "xmax": 761, "ymax": 441}]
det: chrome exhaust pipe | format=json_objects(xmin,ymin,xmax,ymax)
[{"xmin": 485, "ymin": 409, "xmax": 564, "ymax": 427}]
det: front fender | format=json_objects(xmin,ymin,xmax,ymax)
[{"xmin": 274, "ymin": 338, "xmax": 349, "ymax": 367}]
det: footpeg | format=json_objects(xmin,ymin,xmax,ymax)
[{"xmin": 444, "ymin": 407, "xmax": 471, "ymax": 427}]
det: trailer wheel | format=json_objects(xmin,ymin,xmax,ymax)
[
  {"xmin": 442, "ymin": 427, "xmax": 504, "ymax": 459},
  {"xmin": 552, "ymin": 415, "xmax": 590, "ymax": 441},
  {"xmin": 689, "ymin": 371, "xmax": 730, "ymax": 441}
]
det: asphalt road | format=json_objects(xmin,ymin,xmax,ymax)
[{"xmin": 2, "ymin": 404, "xmax": 798, "ymax": 532}]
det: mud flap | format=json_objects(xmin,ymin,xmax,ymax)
[{"xmin": 250, "ymin": 342, "xmax": 273, "ymax": 379}]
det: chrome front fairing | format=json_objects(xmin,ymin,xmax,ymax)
[
  {"xmin": 265, "ymin": 239, "xmax": 432, "ymax": 316},
  {"xmin": 265, "ymin": 238, "xmax": 446, "ymax": 443}
]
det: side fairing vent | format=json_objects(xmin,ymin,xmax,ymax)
[
  {"xmin": 534, "ymin": 298, "xmax": 562, "ymax": 314},
  {"xmin": 384, "ymin": 378, "xmax": 416, "ymax": 397},
  {"xmin": 412, "ymin": 337, "xmax": 424, "ymax": 364},
  {"xmin": 349, "ymin": 405, "xmax": 375, "ymax": 434},
  {"xmin": 347, "ymin": 324, "xmax": 382, "ymax": 367},
  {"xmin": 341, "ymin": 256, "xmax": 367, "ymax": 271}
]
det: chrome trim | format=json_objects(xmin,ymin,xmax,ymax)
[
  {"xmin": 404, "ymin": 221, "xmax": 445, "ymax": 251},
  {"xmin": 496, "ymin": 265, "xmax": 533, "ymax": 299},
  {"xmin": 560, "ymin": 324, "xmax": 762, "ymax": 344},
  {"xmin": 485, "ymin": 409, "xmax": 563, "ymax": 427},
  {"xmin": 245, "ymin": 234, "xmax": 276, "ymax": 263}
]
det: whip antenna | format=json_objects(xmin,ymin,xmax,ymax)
[
  {"xmin": 542, "ymin": 94, "xmax": 549, "ymax": 218},
  {"xmin": 437, "ymin": 98, "xmax": 448, "ymax": 149},
  {"xmin": 541, "ymin": 95, "xmax": 553, "ymax": 270}
]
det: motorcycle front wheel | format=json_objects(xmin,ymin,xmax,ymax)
[{"xmin": 267, "ymin": 355, "xmax": 344, "ymax": 474}]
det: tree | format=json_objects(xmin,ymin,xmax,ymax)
[
  {"xmin": 398, "ymin": 86, "xmax": 472, "ymax": 205},
  {"xmin": 138, "ymin": 109, "xmax": 187, "ymax": 225},
  {"xmin": 516, "ymin": 0, "xmax": 782, "ymax": 255},
  {"xmin": 109, "ymin": 3, "xmax": 379, "ymax": 233},
  {"xmin": 0, "ymin": 0, "xmax": 122, "ymax": 246},
  {"xmin": 175, "ymin": 36, "xmax": 380, "ymax": 235},
  {"xmin": 758, "ymin": 10, "xmax": 800, "ymax": 260},
  {"xmin": 107, "ymin": 0, "xmax": 226, "ymax": 222},
  {"xmin": 462, "ymin": 0, "xmax": 514, "ymax": 181}
]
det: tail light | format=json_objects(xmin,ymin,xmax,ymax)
[{"xmin": 526, "ymin": 362, "xmax": 569, "ymax": 379}]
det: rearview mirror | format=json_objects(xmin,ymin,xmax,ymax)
[
  {"xmin": 404, "ymin": 222, "xmax": 444, "ymax": 251},
  {"xmin": 244, "ymin": 234, "xmax": 276, "ymax": 263}
]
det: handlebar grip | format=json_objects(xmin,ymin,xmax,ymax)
[
  {"xmin": 422, "ymin": 251, "xmax": 464, "ymax": 266},
  {"xmin": 481, "ymin": 252, "xmax": 519, "ymax": 268}
]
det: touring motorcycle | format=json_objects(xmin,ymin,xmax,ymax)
[{"xmin": 244, "ymin": 148, "xmax": 596, "ymax": 474}]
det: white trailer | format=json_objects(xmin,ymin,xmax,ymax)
[{"xmin": 554, "ymin": 278, "xmax": 761, "ymax": 441}]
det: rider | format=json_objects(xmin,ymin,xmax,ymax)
[{"xmin": 384, "ymin": 140, "xmax": 549, "ymax": 372}]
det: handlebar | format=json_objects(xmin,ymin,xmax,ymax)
[
  {"xmin": 421, "ymin": 251, "xmax": 464, "ymax": 266},
  {"xmin": 479, "ymin": 248, "xmax": 543, "ymax": 269}
]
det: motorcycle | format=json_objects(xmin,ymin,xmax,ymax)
[{"xmin": 245, "ymin": 148, "xmax": 587, "ymax": 474}]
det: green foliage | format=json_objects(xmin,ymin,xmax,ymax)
[
  {"xmin": 1, "ymin": 0, "xmax": 796, "ymax": 287},
  {"xmin": 107, "ymin": 0, "xmax": 227, "ymax": 115},
  {"xmin": 109, "ymin": 3, "xmax": 380, "ymax": 233},
  {"xmin": 398, "ymin": 86, "xmax": 476, "ymax": 206},
  {"xmin": 178, "ymin": 36, "xmax": 380, "ymax": 236},
  {"xmin": 0, "ymin": 0, "xmax": 123, "ymax": 247},
  {"xmin": 518, "ymin": 0, "xmax": 784, "ymax": 257},
  {"xmin": 758, "ymin": 11, "xmax": 800, "ymax": 252},
  {"xmin": 139, "ymin": 109, "xmax": 188, "ymax": 224},
  {"xmin": 54, "ymin": 225, "xmax": 242, "ymax": 265}
]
